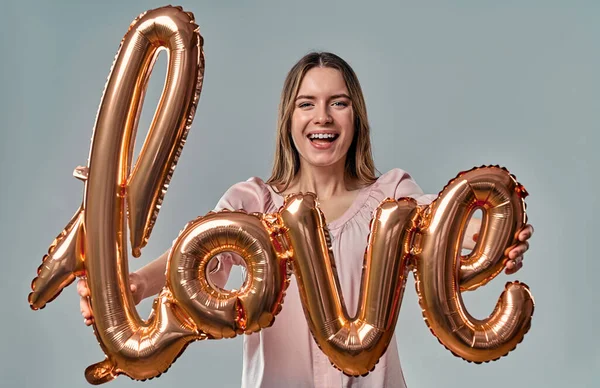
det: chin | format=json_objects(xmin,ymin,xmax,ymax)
[{"xmin": 302, "ymin": 154, "xmax": 345, "ymax": 168}]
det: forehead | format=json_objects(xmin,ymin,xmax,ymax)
[{"xmin": 297, "ymin": 67, "xmax": 349, "ymax": 96}]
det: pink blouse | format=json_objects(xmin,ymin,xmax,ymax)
[{"xmin": 209, "ymin": 169, "xmax": 435, "ymax": 388}]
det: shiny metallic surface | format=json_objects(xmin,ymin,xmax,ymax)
[
  {"xmin": 281, "ymin": 194, "xmax": 420, "ymax": 376},
  {"xmin": 28, "ymin": 205, "xmax": 86, "ymax": 310},
  {"xmin": 168, "ymin": 211, "xmax": 290, "ymax": 339},
  {"xmin": 413, "ymin": 166, "xmax": 534, "ymax": 363},
  {"xmin": 29, "ymin": 6, "xmax": 206, "ymax": 384}
]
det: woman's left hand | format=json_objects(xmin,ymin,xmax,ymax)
[
  {"xmin": 504, "ymin": 224, "xmax": 534, "ymax": 274},
  {"xmin": 467, "ymin": 220, "xmax": 534, "ymax": 275}
]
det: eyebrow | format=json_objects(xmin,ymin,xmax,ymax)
[{"xmin": 295, "ymin": 93, "xmax": 351, "ymax": 101}]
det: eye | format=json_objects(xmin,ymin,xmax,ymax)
[
  {"xmin": 331, "ymin": 101, "xmax": 349, "ymax": 108},
  {"xmin": 298, "ymin": 101, "xmax": 313, "ymax": 108}
]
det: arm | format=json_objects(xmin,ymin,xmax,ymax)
[
  {"xmin": 134, "ymin": 248, "xmax": 169, "ymax": 300},
  {"xmin": 78, "ymin": 178, "xmax": 268, "ymax": 325}
]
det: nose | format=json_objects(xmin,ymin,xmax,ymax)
[{"xmin": 313, "ymin": 105, "xmax": 333, "ymax": 125}]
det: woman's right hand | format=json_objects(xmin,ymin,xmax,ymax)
[{"xmin": 77, "ymin": 272, "xmax": 147, "ymax": 326}]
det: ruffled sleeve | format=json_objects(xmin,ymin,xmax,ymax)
[
  {"xmin": 214, "ymin": 177, "xmax": 272, "ymax": 213},
  {"xmin": 209, "ymin": 177, "xmax": 271, "ymax": 288},
  {"xmin": 356, "ymin": 168, "xmax": 436, "ymax": 213},
  {"xmin": 384, "ymin": 168, "xmax": 437, "ymax": 205}
]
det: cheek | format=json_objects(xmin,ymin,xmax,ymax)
[
  {"xmin": 290, "ymin": 123, "xmax": 303, "ymax": 146},
  {"xmin": 290, "ymin": 112, "xmax": 310, "ymax": 143},
  {"xmin": 290, "ymin": 132, "xmax": 302, "ymax": 153},
  {"xmin": 339, "ymin": 112, "xmax": 355, "ymax": 147},
  {"xmin": 336, "ymin": 108, "xmax": 354, "ymax": 129}
]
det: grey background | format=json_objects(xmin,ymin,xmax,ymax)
[{"xmin": 1, "ymin": 1, "xmax": 598, "ymax": 387}]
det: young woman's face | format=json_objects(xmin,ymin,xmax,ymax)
[{"xmin": 291, "ymin": 67, "xmax": 355, "ymax": 169}]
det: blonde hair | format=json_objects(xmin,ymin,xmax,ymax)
[{"xmin": 266, "ymin": 52, "xmax": 378, "ymax": 192}]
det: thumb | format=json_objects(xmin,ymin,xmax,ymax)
[{"xmin": 130, "ymin": 284, "xmax": 137, "ymax": 293}]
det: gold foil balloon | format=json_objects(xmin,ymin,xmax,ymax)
[
  {"xmin": 168, "ymin": 210, "xmax": 290, "ymax": 340},
  {"xmin": 413, "ymin": 166, "xmax": 534, "ymax": 363},
  {"xmin": 279, "ymin": 167, "xmax": 534, "ymax": 374},
  {"xmin": 29, "ymin": 205, "xmax": 85, "ymax": 307},
  {"xmin": 30, "ymin": 6, "xmax": 208, "ymax": 384},
  {"xmin": 281, "ymin": 194, "xmax": 420, "ymax": 376}
]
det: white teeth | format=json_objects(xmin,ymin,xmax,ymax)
[{"xmin": 309, "ymin": 133, "xmax": 336, "ymax": 139}]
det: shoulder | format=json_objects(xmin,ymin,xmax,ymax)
[
  {"xmin": 373, "ymin": 168, "xmax": 435, "ymax": 205},
  {"xmin": 372, "ymin": 168, "xmax": 419, "ymax": 196},
  {"xmin": 214, "ymin": 177, "xmax": 272, "ymax": 213},
  {"xmin": 374, "ymin": 168, "xmax": 415, "ymax": 187}
]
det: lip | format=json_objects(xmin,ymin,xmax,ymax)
[
  {"xmin": 309, "ymin": 139, "xmax": 335, "ymax": 150},
  {"xmin": 306, "ymin": 131, "xmax": 339, "ymax": 150}
]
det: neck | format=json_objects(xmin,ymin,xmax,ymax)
[{"xmin": 286, "ymin": 159, "xmax": 353, "ymax": 200}]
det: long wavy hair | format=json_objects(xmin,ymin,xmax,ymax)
[{"xmin": 266, "ymin": 52, "xmax": 378, "ymax": 192}]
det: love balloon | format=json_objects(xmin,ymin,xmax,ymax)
[{"xmin": 28, "ymin": 6, "xmax": 534, "ymax": 385}]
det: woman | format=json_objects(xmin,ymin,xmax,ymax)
[{"xmin": 78, "ymin": 52, "xmax": 533, "ymax": 387}]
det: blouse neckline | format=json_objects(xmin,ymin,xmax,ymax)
[{"xmin": 264, "ymin": 180, "xmax": 376, "ymax": 230}]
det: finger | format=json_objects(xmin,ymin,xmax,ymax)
[
  {"xmin": 509, "ymin": 242, "xmax": 529, "ymax": 259},
  {"xmin": 76, "ymin": 279, "xmax": 89, "ymax": 297},
  {"xmin": 518, "ymin": 225, "xmax": 534, "ymax": 241},
  {"xmin": 518, "ymin": 241, "xmax": 529, "ymax": 256},
  {"xmin": 79, "ymin": 296, "xmax": 87, "ymax": 313},
  {"xmin": 130, "ymin": 284, "xmax": 137, "ymax": 293},
  {"xmin": 516, "ymin": 261, "xmax": 524, "ymax": 271},
  {"xmin": 84, "ymin": 318, "xmax": 94, "ymax": 326},
  {"xmin": 81, "ymin": 309, "xmax": 93, "ymax": 320},
  {"xmin": 513, "ymin": 256, "xmax": 523, "ymax": 265},
  {"xmin": 505, "ymin": 257, "xmax": 524, "ymax": 274},
  {"xmin": 80, "ymin": 298, "xmax": 92, "ymax": 319},
  {"xmin": 505, "ymin": 261, "xmax": 517, "ymax": 274}
]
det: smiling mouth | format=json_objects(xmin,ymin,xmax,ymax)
[{"xmin": 307, "ymin": 133, "xmax": 340, "ymax": 144}]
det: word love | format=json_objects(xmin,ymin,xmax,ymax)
[
  {"xmin": 29, "ymin": 167, "xmax": 534, "ymax": 385},
  {"xmin": 27, "ymin": 6, "xmax": 534, "ymax": 385}
]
